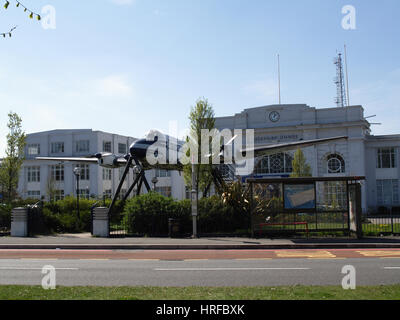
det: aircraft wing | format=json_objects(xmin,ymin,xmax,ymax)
[
  {"xmin": 242, "ymin": 136, "xmax": 348, "ymax": 157},
  {"xmin": 36, "ymin": 157, "xmax": 99, "ymax": 163}
]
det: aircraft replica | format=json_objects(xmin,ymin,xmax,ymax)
[{"xmin": 37, "ymin": 130, "xmax": 347, "ymax": 214}]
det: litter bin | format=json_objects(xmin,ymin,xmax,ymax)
[{"xmin": 168, "ymin": 218, "xmax": 180, "ymax": 238}]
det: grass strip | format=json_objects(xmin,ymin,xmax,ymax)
[{"xmin": 0, "ymin": 285, "xmax": 399, "ymax": 300}]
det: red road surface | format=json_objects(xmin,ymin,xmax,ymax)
[{"xmin": 0, "ymin": 249, "xmax": 400, "ymax": 260}]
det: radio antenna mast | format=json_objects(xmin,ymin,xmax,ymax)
[
  {"xmin": 278, "ymin": 54, "xmax": 281, "ymax": 104},
  {"xmin": 334, "ymin": 52, "xmax": 347, "ymax": 107},
  {"xmin": 344, "ymin": 44, "xmax": 350, "ymax": 106}
]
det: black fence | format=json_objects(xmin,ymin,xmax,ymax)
[{"xmin": 362, "ymin": 208, "xmax": 400, "ymax": 236}]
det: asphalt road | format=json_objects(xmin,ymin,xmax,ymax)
[{"xmin": 0, "ymin": 250, "xmax": 399, "ymax": 287}]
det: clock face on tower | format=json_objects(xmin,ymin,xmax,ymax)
[{"xmin": 269, "ymin": 111, "xmax": 280, "ymax": 123}]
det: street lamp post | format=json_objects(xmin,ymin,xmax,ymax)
[
  {"xmin": 151, "ymin": 177, "xmax": 158, "ymax": 191},
  {"xmin": 191, "ymin": 161, "xmax": 198, "ymax": 238},
  {"xmin": 73, "ymin": 167, "xmax": 81, "ymax": 223}
]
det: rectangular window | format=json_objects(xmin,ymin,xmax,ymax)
[
  {"xmin": 27, "ymin": 166, "xmax": 40, "ymax": 182},
  {"xmin": 377, "ymin": 148, "xmax": 397, "ymax": 168},
  {"xmin": 118, "ymin": 143, "xmax": 127, "ymax": 155},
  {"xmin": 27, "ymin": 191, "xmax": 40, "ymax": 199},
  {"xmin": 75, "ymin": 140, "xmax": 90, "ymax": 153},
  {"xmin": 103, "ymin": 141, "xmax": 112, "ymax": 153},
  {"xmin": 155, "ymin": 169, "xmax": 171, "ymax": 178},
  {"xmin": 78, "ymin": 189, "xmax": 90, "ymax": 199},
  {"xmin": 51, "ymin": 165, "xmax": 64, "ymax": 181},
  {"xmin": 377, "ymin": 180, "xmax": 399, "ymax": 206},
  {"xmin": 185, "ymin": 186, "xmax": 191, "ymax": 199},
  {"xmin": 103, "ymin": 168, "xmax": 112, "ymax": 181},
  {"xmin": 103, "ymin": 189, "xmax": 112, "ymax": 199},
  {"xmin": 51, "ymin": 142, "xmax": 64, "ymax": 154},
  {"xmin": 76, "ymin": 164, "xmax": 90, "ymax": 181},
  {"xmin": 54, "ymin": 190, "xmax": 64, "ymax": 201},
  {"xmin": 27, "ymin": 144, "xmax": 40, "ymax": 156},
  {"xmin": 155, "ymin": 186, "xmax": 172, "ymax": 198}
]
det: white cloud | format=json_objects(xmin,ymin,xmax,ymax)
[
  {"xmin": 242, "ymin": 76, "xmax": 279, "ymax": 102},
  {"xmin": 351, "ymin": 68, "xmax": 400, "ymax": 135},
  {"xmin": 93, "ymin": 75, "xmax": 134, "ymax": 97},
  {"xmin": 110, "ymin": 0, "xmax": 135, "ymax": 5}
]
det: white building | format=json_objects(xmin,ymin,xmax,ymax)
[
  {"xmin": 215, "ymin": 104, "xmax": 400, "ymax": 213},
  {"xmin": 16, "ymin": 104, "xmax": 400, "ymax": 213},
  {"xmin": 18, "ymin": 129, "xmax": 187, "ymax": 201}
]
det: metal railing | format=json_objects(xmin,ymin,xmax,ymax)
[{"xmin": 362, "ymin": 208, "xmax": 400, "ymax": 236}]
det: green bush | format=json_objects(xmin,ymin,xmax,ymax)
[
  {"xmin": 198, "ymin": 195, "xmax": 250, "ymax": 234},
  {"xmin": 123, "ymin": 193, "xmax": 250, "ymax": 236},
  {"xmin": 123, "ymin": 192, "xmax": 191, "ymax": 236},
  {"xmin": 42, "ymin": 196, "xmax": 110, "ymax": 233},
  {"xmin": 0, "ymin": 203, "xmax": 12, "ymax": 231}
]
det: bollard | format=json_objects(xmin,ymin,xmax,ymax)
[
  {"xmin": 92, "ymin": 207, "xmax": 110, "ymax": 238},
  {"xmin": 11, "ymin": 207, "xmax": 29, "ymax": 237}
]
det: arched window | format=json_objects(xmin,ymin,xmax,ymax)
[
  {"xmin": 255, "ymin": 153, "xmax": 293, "ymax": 175},
  {"xmin": 326, "ymin": 154, "xmax": 345, "ymax": 174}
]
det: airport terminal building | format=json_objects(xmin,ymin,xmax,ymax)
[
  {"xmin": 16, "ymin": 104, "xmax": 400, "ymax": 214},
  {"xmin": 215, "ymin": 104, "xmax": 400, "ymax": 213}
]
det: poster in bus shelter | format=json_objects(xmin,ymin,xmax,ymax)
[{"xmin": 284, "ymin": 184, "xmax": 316, "ymax": 210}]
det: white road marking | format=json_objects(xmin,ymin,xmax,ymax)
[
  {"xmin": 0, "ymin": 267, "xmax": 79, "ymax": 270},
  {"xmin": 154, "ymin": 267, "xmax": 311, "ymax": 271},
  {"xmin": 384, "ymin": 267, "xmax": 400, "ymax": 269}
]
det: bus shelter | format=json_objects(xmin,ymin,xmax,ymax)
[{"xmin": 247, "ymin": 176, "xmax": 365, "ymax": 238}]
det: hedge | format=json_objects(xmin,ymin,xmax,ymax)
[{"xmin": 122, "ymin": 193, "xmax": 251, "ymax": 236}]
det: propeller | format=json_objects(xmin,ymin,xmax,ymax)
[{"xmin": 205, "ymin": 135, "xmax": 238, "ymax": 158}]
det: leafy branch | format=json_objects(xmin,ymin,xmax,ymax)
[{"xmin": 2, "ymin": 0, "xmax": 41, "ymax": 38}]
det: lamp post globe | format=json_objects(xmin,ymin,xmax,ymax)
[{"xmin": 151, "ymin": 177, "xmax": 158, "ymax": 191}]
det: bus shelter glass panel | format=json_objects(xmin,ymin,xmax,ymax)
[
  {"xmin": 284, "ymin": 184, "xmax": 315, "ymax": 210},
  {"xmin": 252, "ymin": 183, "xmax": 284, "ymax": 227},
  {"xmin": 315, "ymin": 181, "xmax": 348, "ymax": 230}
]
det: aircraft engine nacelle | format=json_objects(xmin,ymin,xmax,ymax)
[{"xmin": 96, "ymin": 153, "xmax": 122, "ymax": 168}]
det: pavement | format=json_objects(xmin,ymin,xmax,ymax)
[{"xmin": 1, "ymin": 233, "xmax": 400, "ymax": 249}]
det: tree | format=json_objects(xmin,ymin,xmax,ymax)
[
  {"xmin": 0, "ymin": 112, "xmax": 26, "ymax": 202},
  {"xmin": 1, "ymin": 1, "xmax": 41, "ymax": 38},
  {"xmin": 290, "ymin": 148, "xmax": 312, "ymax": 177},
  {"xmin": 46, "ymin": 176, "xmax": 58, "ymax": 202},
  {"xmin": 183, "ymin": 98, "xmax": 216, "ymax": 196}
]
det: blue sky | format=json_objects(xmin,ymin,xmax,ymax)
[{"xmin": 0, "ymin": 0, "xmax": 399, "ymax": 156}]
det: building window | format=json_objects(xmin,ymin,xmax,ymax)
[
  {"xmin": 75, "ymin": 164, "xmax": 90, "ymax": 181},
  {"xmin": 319, "ymin": 181, "xmax": 347, "ymax": 210},
  {"xmin": 75, "ymin": 140, "xmax": 90, "ymax": 153},
  {"xmin": 377, "ymin": 148, "xmax": 397, "ymax": 169},
  {"xmin": 155, "ymin": 186, "xmax": 172, "ymax": 198},
  {"xmin": 255, "ymin": 153, "xmax": 293, "ymax": 175},
  {"xmin": 27, "ymin": 166, "xmax": 40, "ymax": 182},
  {"xmin": 185, "ymin": 186, "xmax": 191, "ymax": 199},
  {"xmin": 27, "ymin": 144, "xmax": 40, "ymax": 156},
  {"xmin": 54, "ymin": 190, "xmax": 65, "ymax": 201},
  {"xmin": 155, "ymin": 169, "xmax": 171, "ymax": 178},
  {"xmin": 78, "ymin": 189, "xmax": 90, "ymax": 200},
  {"xmin": 27, "ymin": 190, "xmax": 41, "ymax": 199},
  {"xmin": 103, "ymin": 141, "xmax": 112, "ymax": 153},
  {"xmin": 327, "ymin": 154, "xmax": 345, "ymax": 174},
  {"xmin": 103, "ymin": 168, "xmax": 112, "ymax": 181},
  {"xmin": 103, "ymin": 189, "xmax": 112, "ymax": 199},
  {"xmin": 50, "ymin": 165, "xmax": 64, "ymax": 181},
  {"xmin": 118, "ymin": 143, "xmax": 127, "ymax": 155},
  {"xmin": 377, "ymin": 180, "xmax": 399, "ymax": 206},
  {"xmin": 51, "ymin": 142, "xmax": 64, "ymax": 154}
]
